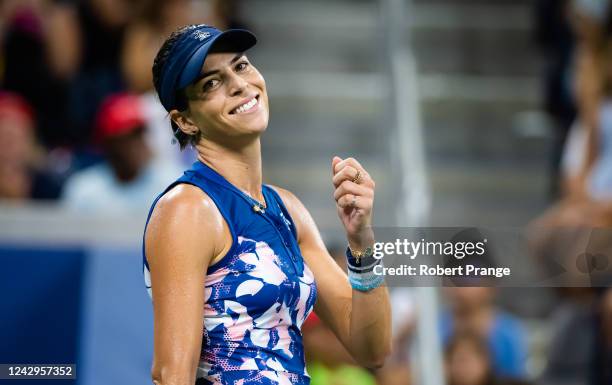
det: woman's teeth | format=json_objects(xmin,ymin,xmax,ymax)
[{"xmin": 234, "ymin": 97, "xmax": 257, "ymax": 114}]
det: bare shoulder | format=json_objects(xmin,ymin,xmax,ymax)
[
  {"xmin": 150, "ymin": 184, "xmax": 219, "ymax": 226},
  {"xmin": 145, "ymin": 183, "xmax": 225, "ymax": 265}
]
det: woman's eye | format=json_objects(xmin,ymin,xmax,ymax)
[
  {"xmin": 235, "ymin": 61, "xmax": 249, "ymax": 72},
  {"xmin": 203, "ymin": 79, "xmax": 219, "ymax": 91}
]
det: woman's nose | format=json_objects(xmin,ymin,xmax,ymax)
[{"xmin": 228, "ymin": 73, "xmax": 248, "ymax": 96}]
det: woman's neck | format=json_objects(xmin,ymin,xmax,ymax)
[{"xmin": 195, "ymin": 137, "xmax": 264, "ymax": 201}]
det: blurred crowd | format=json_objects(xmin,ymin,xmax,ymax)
[
  {"xmin": 529, "ymin": 2, "xmax": 612, "ymax": 385},
  {"xmin": 1, "ymin": 0, "xmax": 612, "ymax": 385},
  {"xmin": 0, "ymin": 0, "xmax": 247, "ymax": 210},
  {"xmin": 303, "ymin": 1, "xmax": 612, "ymax": 385}
]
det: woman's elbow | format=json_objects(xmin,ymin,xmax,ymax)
[
  {"xmin": 357, "ymin": 354, "xmax": 387, "ymax": 369},
  {"xmin": 151, "ymin": 371, "xmax": 193, "ymax": 385},
  {"xmin": 358, "ymin": 342, "xmax": 392, "ymax": 369},
  {"xmin": 374, "ymin": 347, "xmax": 393, "ymax": 369},
  {"xmin": 151, "ymin": 361, "xmax": 197, "ymax": 385}
]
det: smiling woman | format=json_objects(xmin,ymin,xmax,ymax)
[
  {"xmin": 143, "ymin": 24, "xmax": 391, "ymax": 385},
  {"xmin": 173, "ymin": 51, "xmax": 269, "ymax": 142}
]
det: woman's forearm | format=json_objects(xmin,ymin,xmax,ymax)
[
  {"xmin": 330, "ymin": 156, "xmax": 392, "ymax": 367},
  {"xmin": 344, "ymin": 229, "xmax": 392, "ymax": 367},
  {"xmin": 347, "ymin": 284, "xmax": 392, "ymax": 368}
]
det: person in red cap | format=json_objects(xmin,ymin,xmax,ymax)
[{"xmin": 61, "ymin": 92, "xmax": 180, "ymax": 211}]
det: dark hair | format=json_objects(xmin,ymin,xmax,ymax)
[{"xmin": 152, "ymin": 25, "xmax": 202, "ymax": 150}]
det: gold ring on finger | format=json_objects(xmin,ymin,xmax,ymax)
[{"xmin": 352, "ymin": 170, "xmax": 362, "ymax": 184}]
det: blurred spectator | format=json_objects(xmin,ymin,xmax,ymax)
[
  {"xmin": 534, "ymin": 0, "xmax": 577, "ymax": 198},
  {"xmin": 441, "ymin": 286, "xmax": 528, "ymax": 380},
  {"xmin": 592, "ymin": 288, "xmax": 612, "ymax": 385},
  {"xmin": 46, "ymin": 0, "xmax": 138, "ymax": 147},
  {"xmin": 302, "ymin": 244, "xmax": 378, "ymax": 385},
  {"xmin": 61, "ymin": 93, "xmax": 179, "ymax": 212},
  {"xmin": 121, "ymin": 0, "xmax": 194, "ymax": 94},
  {"xmin": 0, "ymin": 92, "xmax": 62, "ymax": 200},
  {"xmin": 530, "ymin": 0, "xmax": 612, "ymax": 213},
  {"xmin": 140, "ymin": 91, "xmax": 195, "ymax": 168},
  {"xmin": 563, "ymin": 0, "xmax": 612, "ymax": 201},
  {"xmin": 552, "ymin": 1, "xmax": 610, "ymax": 200},
  {"xmin": 529, "ymin": 1, "xmax": 612, "ymax": 278},
  {"xmin": 121, "ymin": 0, "xmax": 198, "ymax": 167},
  {"xmin": 540, "ymin": 287, "xmax": 612, "ymax": 385},
  {"xmin": 446, "ymin": 332, "xmax": 495, "ymax": 385},
  {"xmin": 0, "ymin": 0, "xmax": 73, "ymax": 148},
  {"xmin": 445, "ymin": 332, "xmax": 532, "ymax": 385},
  {"xmin": 1, "ymin": 0, "xmax": 138, "ymax": 148},
  {"xmin": 439, "ymin": 230, "xmax": 527, "ymax": 380},
  {"xmin": 537, "ymin": 287, "xmax": 598, "ymax": 385},
  {"xmin": 207, "ymin": 0, "xmax": 250, "ymax": 31}
]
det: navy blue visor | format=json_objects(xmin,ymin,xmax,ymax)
[{"xmin": 157, "ymin": 24, "xmax": 256, "ymax": 112}]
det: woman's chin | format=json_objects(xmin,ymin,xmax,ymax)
[
  {"xmin": 247, "ymin": 124, "xmax": 268, "ymax": 136},
  {"xmin": 238, "ymin": 117, "xmax": 269, "ymax": 135}
]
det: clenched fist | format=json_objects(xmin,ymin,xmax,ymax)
[{"xmin": 332, "ymin": 156, "xmax": 376, "ymax": 250}]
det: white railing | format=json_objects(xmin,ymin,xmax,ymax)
[{"xmin": 381, "ymin": 1, "xmax": 444, "ymax": 385}]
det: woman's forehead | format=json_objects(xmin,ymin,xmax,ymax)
[{"xmin": 201, "ymin": 52, "xmax": 245, "ymax": 73}]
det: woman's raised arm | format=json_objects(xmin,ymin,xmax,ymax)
[{"xmin": 273, "ymin": 162, "xmax": 392, "ymax": 368}]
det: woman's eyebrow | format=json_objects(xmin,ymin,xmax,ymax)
[{"xmin": 197, "ymin": 53, "xmax": 245, "ymax": 80}]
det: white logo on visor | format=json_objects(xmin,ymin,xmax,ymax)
[
  {"xmin": 193, "ymin": 31, "xmax": 211, "ymax": 41},
  {"xmin": 186, "ymin": 24, "xmax": 208, "ymax": 31}
]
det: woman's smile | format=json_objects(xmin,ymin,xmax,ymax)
[{"xmin": 229, "ymin": 94, "xmax": 260, "ymax": 115}]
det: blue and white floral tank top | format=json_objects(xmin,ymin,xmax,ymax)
[{"xmin": 143, "ymin": 160, "xmax": 318, "ymax": 385}]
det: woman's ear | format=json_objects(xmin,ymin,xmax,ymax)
[{"xmin": 169, "ymin": 109, "xmax": 199, "ymax": 136}]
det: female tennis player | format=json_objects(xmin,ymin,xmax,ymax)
[{"xmin": 143, "ymin": 24, "xmax": 391, "ymax": 385}]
